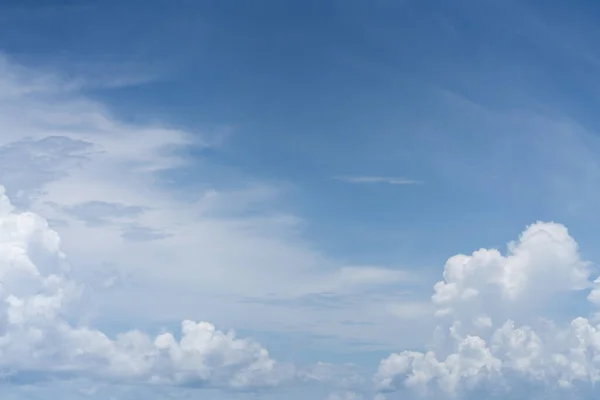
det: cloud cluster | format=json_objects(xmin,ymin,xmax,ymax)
[
  {"xmin": 0, "ymin": 185, "xmax": 291, "ymax": 389},
  {"xmin": 375, "ymin": 222, "xmax": 600, "ymax": 397}
]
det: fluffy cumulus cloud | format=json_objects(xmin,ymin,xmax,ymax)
[
  {"xmin": 375, "ymin": 222, "xmax": 600, "ymax": 398},
  {"xmin": 0, "ymin": 185, "xmax": 292, "ymax": 389}
]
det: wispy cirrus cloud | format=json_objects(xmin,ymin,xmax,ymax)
[
  {"xmin": 0, "ymin": 54, "xmax": 427, "ymax": 361},
  {"xmin": 334, "ymin": 176, "xmax": 421, "ymax": 185}
]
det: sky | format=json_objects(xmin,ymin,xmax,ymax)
[{"xmin": 4, "ymin": 0, "xmax": 600, "ymax": 399}]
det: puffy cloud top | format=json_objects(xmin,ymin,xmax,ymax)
[
  {"xmin": 376, "ymin": 222, "xmax": 600, "ymax": 398},
  {"xmin": 433, "ymin": 222, "xmax": 590, "ymax": 318}
]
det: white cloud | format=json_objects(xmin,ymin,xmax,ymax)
[
  {"xmin": 431, "ymin": 221, "xmax": 590, "ymax": 319},
  {"xmin": 333, "ymin": 176, "xmax": 421, "ymax": 185},
  {"xmin": 375, "ymin": 222, "xmax": 600, "ymax": 397},
  {"xmin": 0, "ymin": 185, "xmax": 371, "ymax": 396},
  {"xmin": 0, "ymin": 186, "xmax": 292, "ymax": 389}
]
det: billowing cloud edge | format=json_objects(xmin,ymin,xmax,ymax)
[
  {"xmin": 0, "ymin": 184, "xmax": 297, "ymax": 390},
  {"xmin": 375, "ymin": 221, "xmax": 600, "ymax": 398}
]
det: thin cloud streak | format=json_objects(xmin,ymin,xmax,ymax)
[{"xmin": 334, "ymin": 176, "xmax": 422, "ymax": 185}]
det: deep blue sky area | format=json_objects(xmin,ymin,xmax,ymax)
[{"xmin": 4, "ymin": 0, "xmax": 600, "ymax": 266}]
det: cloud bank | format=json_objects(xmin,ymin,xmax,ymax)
[
  {"xmin": 0, "ymin": 185, "xmax": 292, "ymax": 389},
  {"xmin": 375, "ymin": 222, "xmax": 600, "ymax": 398}
]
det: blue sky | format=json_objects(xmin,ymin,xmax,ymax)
[{"xmin": 3, "ymin": 0, "xmax": 600, "ymax": 399}]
